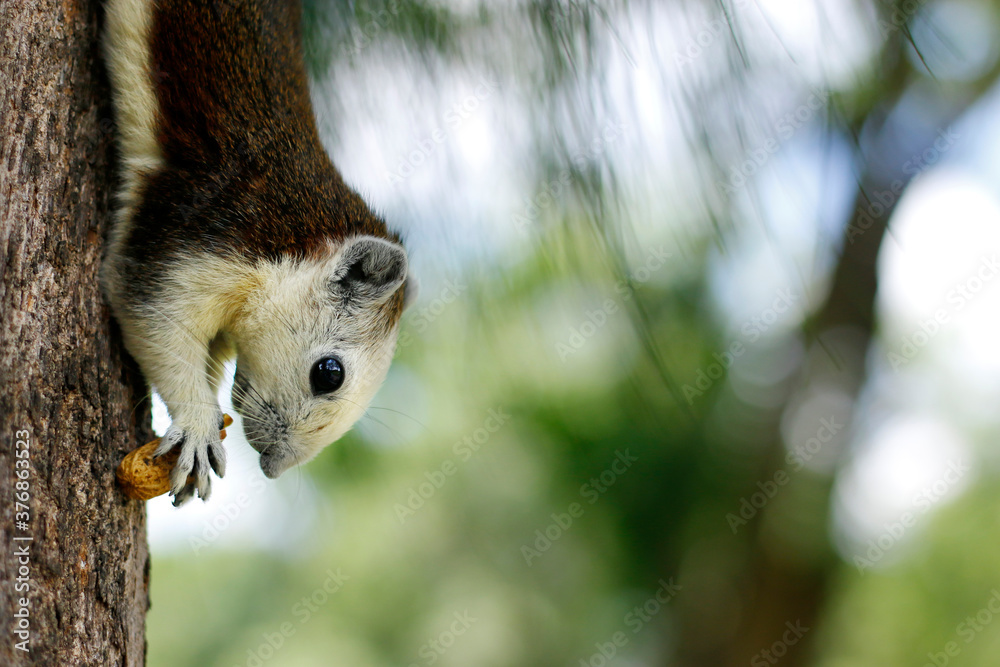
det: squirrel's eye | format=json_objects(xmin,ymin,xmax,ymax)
[{"xmin": 310, "ymin": 357, "xmax": 345, "ymax": 394}]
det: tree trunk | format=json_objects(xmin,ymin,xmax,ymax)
[{"xmin": 0, "ymin": 1, "xmax": 151, "ymax": 665}]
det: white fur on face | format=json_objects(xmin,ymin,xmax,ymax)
[
  {"xmin": 104, "ymin": 237, "xmax": 403, "ymax": 488},
  {"xmin": 230, "ymin": 243, "xmax": 404, "ymax": 478}
]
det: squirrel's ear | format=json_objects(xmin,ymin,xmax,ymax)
[
  {"xmin": 402, "ymin": 273, "xmax": 418, "ymax": 310},
  {"xmin": 331, "ymin": 236, "xmax": 407, "ymax": 304}
]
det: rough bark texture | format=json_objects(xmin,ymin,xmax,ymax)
[{"xmin": 0, "ymin": 1, "xmax": 152, "ymax": 665}]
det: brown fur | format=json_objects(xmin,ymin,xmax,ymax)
[{"xmin": 120, "ymin": 0, "xmax": 404, "ymax": 323}]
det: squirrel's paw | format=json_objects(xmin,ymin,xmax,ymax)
[{"xmin": 156, "ymin": 411, "xmax": 227, "ymax": 505}]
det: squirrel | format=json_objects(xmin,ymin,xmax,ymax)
[{"xmin": 101, "ymin": 0, "xmax": 411, "ymax": 505}]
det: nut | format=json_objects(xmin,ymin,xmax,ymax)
[{"xmin": 117, "ymin": 414, "xmax": 233, "ymax": 500}]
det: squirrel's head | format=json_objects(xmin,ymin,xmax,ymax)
[{"xmin": 230, "ymin": 235, "xmax": 409, "ymax": 478}]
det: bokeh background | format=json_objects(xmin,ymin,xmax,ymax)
[{"xmin": 144, "ymin": 0, "xmax": 1000, "ymax": 665}]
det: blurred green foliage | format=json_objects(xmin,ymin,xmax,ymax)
[{"xmin": 147, "ymin": 0, "xmax": 1000, "ymax": 665}]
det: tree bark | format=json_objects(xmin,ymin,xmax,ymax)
[{"xmin": 0, "ymin": 1, "xmax": 151, "ymax": 665}]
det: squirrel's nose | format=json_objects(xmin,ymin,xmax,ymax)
[{"xmin": 259, "ymin": 446, "xmax": 294, "ymax": 479}]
